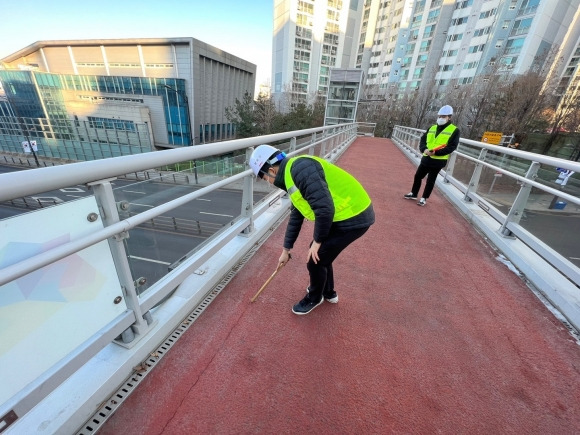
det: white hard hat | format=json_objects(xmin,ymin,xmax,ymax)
[
  {"xmin": 438, "ymin": 105, "xmax": 453, "ymax": 116},
  {"xmin": 249, "ymin": 144, "xmax": 283, "ymax": 177}
]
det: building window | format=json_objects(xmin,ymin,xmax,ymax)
[
  {"xmin": 446, "ymin": 34, "xmax": 463, "ymax": 42},
  {"xmin": 473, "ymin": 27, "xmax": 491, "ymax": 37},
  {"xmin": 479, "ymin": 8, "xmax": 497, "ymax": 19},
  {"xmin": 88, "ymin": 116, "xmax": 136, "ymax": 131}
]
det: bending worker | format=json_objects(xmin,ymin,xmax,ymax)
[
  {"xmin": 404, "ymin": 105, "xmax": 460, "ymax": 206},
  {"xmin": 249, "ymin": 145, "xmax": 375, "ymax": 315}
]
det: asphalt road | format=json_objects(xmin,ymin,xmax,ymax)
[
  {"xmin": 517, "ymin": 209, "xmax": 580, "ymax": 267},
  {"xmin": 0, "ymin": 164, "xmax": 266, "ymax": 292}
]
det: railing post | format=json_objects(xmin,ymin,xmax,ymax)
[
  {"xmin": 308, "ymin": 134, "xmax": 315, "ymax": 155},
  {"xmin": 444, "ymin": 153, "xmax": 457, "ymax": 183},
  {"xmin": 499, "ymin": 161, "xmax": 540, "ymax": 237},
  {"xmin": 88, "ymin": 178, "xmax": 154, "ymax": 345},
  {"xmin": 464, "ymin": 149, "xmax": 488, "ymax": 202},
  {"xmin": 241, "ymin": 147, "xmax": 255, "ymax": 235},
  {"xmin": 320, "ymin": 131, "xmax": 327, "ymax": 156},
  {"xmin": 290, "ymin": 137, "xmax": 297, "ymax": 154}
]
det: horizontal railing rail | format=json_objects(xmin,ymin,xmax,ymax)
[{"xmin": 0, "ymin": 124, "xmax": 356, "ymax": 203}]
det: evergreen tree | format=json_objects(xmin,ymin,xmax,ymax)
[{"xmin": 225, "ymin": 91, "xmax": 261, "ymax": 138}]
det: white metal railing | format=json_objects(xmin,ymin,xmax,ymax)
[
  {"xmin": 392, "ymin": 124, "xmax": 580, "ymax": 323},
  {"xmin": 0, "ymin": 123, "xmax": 363, "ymax": 432}
]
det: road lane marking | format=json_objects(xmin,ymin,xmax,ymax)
[
  {"xmin": 66, "ymin": 195, "xmax": 84, "ymax": 198},
  {"xmin": 196, "ymin": 198, "xmax": 211, "ymax": 201},
  {"xmin": 200, "ymin": 211, "xmax": 233, "ymax": 217},
  {"xmin": 129, "ymin": 202, "xmax": 154, "ymax": 208},
  {"xmin": 129, "ymin": 255, "xmax": 171, "ymax": 265},
  {"xmin": 123, "ymin": 190, "xmax": 147, "ymax": 194}
]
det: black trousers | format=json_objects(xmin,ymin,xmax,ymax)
[
  {"xmin": 306, "ymin": 226, "xmax": 370, "ymax": 302},
  {"xmin": 411, "ymin": 164, "xmax": 443, "ymax": 199}
]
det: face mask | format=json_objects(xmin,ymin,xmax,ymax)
[{"xmin": 436, "ymin": 117, "xmax": 447, "ymax": 126}]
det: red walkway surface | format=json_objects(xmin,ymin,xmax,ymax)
[{"xmin": 100, "ymin": 137, "xmax": 580, "ymax": 434}]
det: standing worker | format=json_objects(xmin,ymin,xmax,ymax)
[
  {"xmin": 404, "ymin": 105, "xmax": 460, "ymax": 206},
  {"xmin": 249, "ymin": 145, "xmax": 375, "ymax": 315}
]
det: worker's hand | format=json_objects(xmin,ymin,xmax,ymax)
[
  {"xmin": 279, "ymin": 249, "xmax": 291, "ymax": 267},
  {"xmin": 307, "ymin": 241, "xmax": 321, "ymax": 264}
]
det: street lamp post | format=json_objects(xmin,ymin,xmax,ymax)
[
  {"xmin": 3, "ymin": 94, "xmax": 41, "ymax": 167},
  {"xmin": 162, "ymin": 84, "xmax": 198, "ymax": 183}
]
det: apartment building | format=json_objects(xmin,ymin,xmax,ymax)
[
  {"xmin": 549, "ymin": 6, "xmax": 580, "ymax": 106},
  {"xmin": 274, "ymin": 0, "xmax": 580, "ymax": 108},
  {"xmin": 0, "ymin": 38, "xmax": 256, "ymax": 161},
  {"xmin": 272, "ymin": 0, "xmax": 364, "ymax": 107}
]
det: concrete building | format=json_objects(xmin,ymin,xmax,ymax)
[
  {"xmin": 273, "ymin": 0, "xmax": 580, "ymax": 109},
  {"xmin": 548, "ymin": 6, "xmax": 580, "ymax": 109},
  {"xmin": 356, "ymin": 0, "xmax": 580, "ymax": 94},
  {"xmin": 353, "ymin": 0, "xmax": 415, "ymax": 93},
  {"xmin": 272, "ymin": 0, "xmax": 364, "ymax": 108},
  {"xmin": 0, "ymin": 38, "xmax": 256, "ymax": 161}
]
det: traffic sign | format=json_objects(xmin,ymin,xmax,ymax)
[
  {"xmin": 481, "ymin": 131, "xmax": 503, "ymax": 145},
  {"xmin": 21, "ymin": 140, "xmax": 38, "ymax": 153}
]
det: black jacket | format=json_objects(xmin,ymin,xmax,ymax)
[
  {"xmin": 273, "ymin": 157, "xmax": 375, "ymax": 250},
  {"xmin": 419, "ymin": 122, "xmax": 460, "ymax": 168}
]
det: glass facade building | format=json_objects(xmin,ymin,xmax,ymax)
[
  {"xmin": 0, "ymin": 38, "xmax": 256, "ymax": 162},
  {"xmin": 324, "ymin": 69, "xmax": 363, "ymax": 125},
  {"xmin": 0, "ymin": 70, "xmax": 165, "ymax": 160}
]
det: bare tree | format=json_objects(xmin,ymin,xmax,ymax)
[
  {"xmin": 559, "ymin": 89, "xmax": 580, "ymax": 133},
  {"xmin": 411, "ymin": 71, "xmax": 439, "ymax": 128},
  {"xmin": 394, "ymin": 91, "xmax": 418, "ymax": 127},
  {"xmin": 254, "ymin": 91, "xmax": 278, "ymax": 135},
  {"xmin": 489, "ymin": 71, "xmax": 551, "ymax": 139},
  {"xmin": 310, "ymin": 92, "xmax": 326, "ymax": 127},
  {"xmin": 542, "ymin": 90, "xmax": 580, "ymax": 153}
]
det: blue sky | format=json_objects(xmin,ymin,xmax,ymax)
[{"xmin": 0, "ymin": 0, "xmax": 274, "ymax": 89}]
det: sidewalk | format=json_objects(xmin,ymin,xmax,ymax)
[
  {"xmin": 99, "ymin": 137, "xmax": 580, "ymax": 434},
  {"xmin": 488, "ymin": 192, "xmax": 580, "ymax": 213}
]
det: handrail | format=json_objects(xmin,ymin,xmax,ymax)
[
  {"xmin": 391, "ymin": 124, "xmax": 580, "ymax": 289},
  {"xmin": 393, "ymin": 125, "xmax": 580, "ymax": 173},
  {"xmin": 0, "ymin": 123, "xmax": 355, "ymax": 202},
  {"xmin": 0, "ymin": 171, "xmax": 248, "ymax": 286}
]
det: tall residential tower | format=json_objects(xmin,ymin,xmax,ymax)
[
  {"xmin": 272, "ymin": 0, "xmax": 364, "ymax": 108},
  {"xmin": 273, "ymin": 0, "xmax": 580, "ymax": 108}
]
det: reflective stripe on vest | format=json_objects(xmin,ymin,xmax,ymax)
[
  {"xmin": 284, "ymin": 156, "xmax": 371, "ymax": 222},
  {"xmin": 426, "ymin": 124, "xmax": 457, "ymax": 160}
]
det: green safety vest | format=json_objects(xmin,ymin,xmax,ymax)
[
  {"xmin": 426, "ymin": 124, "xmax": 457, "ymax": 160},
  {"xmin": 284, "ymin": 155, "xmax": 371, "ymax": 221}
]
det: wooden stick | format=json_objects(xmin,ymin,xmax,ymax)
[{"xmin": 250, "ymin": 254, "xmax": 291, "ymax": 302}]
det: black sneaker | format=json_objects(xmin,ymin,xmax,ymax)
[
  {"xmin": 403, "ymin": 192, "xmax": 417, "ymax": 200},
  {"xmin": 292, "ymin": 294, "xmax": 324, "ymax": 315},
  {"xmin": 417, "ymin": 198, "xmax": 427, "ymax": 206},
  {"xmin": 306, "ymin": 287, "xmax": 339, "ymax": 303}
]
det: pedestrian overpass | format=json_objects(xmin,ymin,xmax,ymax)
[{"xmin": 1, "ymin": 124, "xmax": 579, "ymax": 434}]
